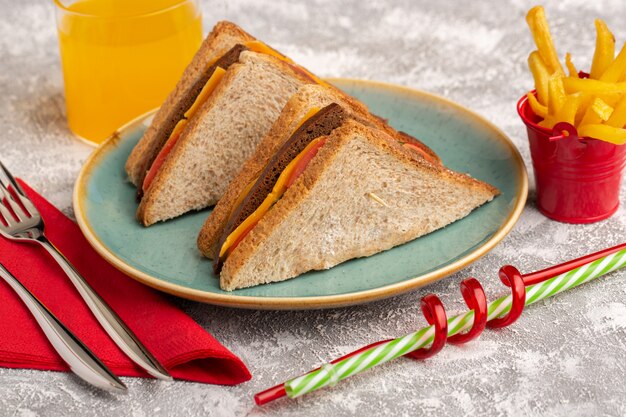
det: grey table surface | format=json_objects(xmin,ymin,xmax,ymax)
[{"xmin": 1, "ymin": 0, "xmax": 626, "ymax": 416}]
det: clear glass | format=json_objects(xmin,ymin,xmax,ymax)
[{"xmin": 54, "ymin": 0, "xmax": 203, "ymax": 145}]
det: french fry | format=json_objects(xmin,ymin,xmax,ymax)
[
  {"xmin": 591, "ymin": 97, "xmax": 614, "ymax": 121},
  {"xmin": 578, "ymin": 124, "xmax": 626, "ymax": 144},
  {"xmin": 565, "ymin": 53, "xmax": 578, "ymax": 77},
  {"xmin": 538, "ymin": 116, "xmax": 557, "ymax": 129},
  {"xmin": 590, "ymin": 19, "xmax": 616, "ymax": 79},
  {"xmin": 526, "ymin": 6, "xmax": 564, "ymax": 76},
  {"xmin": 528, "ymin": 51, "xmax": 551, "ymax": 105},
  {"xmin": 579, "ymin": 106, "xmax": 602, "ymax": 127},
  {"xmin": 548, "ymin": 73, "xmax": 566, "ymax": 115},
  {"xmin": 580, "ymin": 97, "xmax": 614, "ymax": 126},
  {"xmin": 525, "ymin": 9, "xmax": 626, "ymax": 145},
  {"xmin": 597, "ymin": 93, "xmax": 623, "ymax": 104},
  {"xmin": 527, "ymin": 92, "xmax": 548, "ymax": 118},
  {"xmin": 574, "ymin": 94, "xmax": 619, "ymax": 125},
  {"xmin": 553, "ymin": 93, "xmax": 582, "ymax": 125},
  {"xmin": 563, "ymin": 77, "xmax": 626, "ymax": 95},
  {"xmin": 599, "ymin": 42, "xmax": 626, "ymax": 82},
  {"xmin": 575, "ymin": 93, "xmax": 594, "ymax": 126},
  {"xmin": 606, "ymin": 95, "xmax": 626, "ymax": 128}
]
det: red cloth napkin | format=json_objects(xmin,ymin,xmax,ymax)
[{"xmin": 0, "ymin": 180, "xmax": 251, "ymax": 385}]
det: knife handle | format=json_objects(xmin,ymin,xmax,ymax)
[
  {"xmin": 0, "ymin": 263, "xmax": 126, "ymax": 392},
  {"xmin": 37, "ymin": 236, "xmax": 172, "ymax": 381}
]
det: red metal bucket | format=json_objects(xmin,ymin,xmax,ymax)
[{"xmin": 517, "ymin": 93, "xmax": 626, "ymax": 223}]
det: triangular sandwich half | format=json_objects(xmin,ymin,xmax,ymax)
[
  {"xmin": 125, "ymin": 21, "xmax": 255, "ymax": 187},
  {"xmin": 197, "ymin": 84, "xmax": 442, "ymax": 258},
  {"xmin": 203, "ymin": 110, "xmax": 499, "ymax": 290},
  {"xmin": 125, "ymin": 21, "xmax": 339, "ymax": 226}
]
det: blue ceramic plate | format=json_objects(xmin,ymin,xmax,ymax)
[{"xmin": 74, "ymin": 79, "xmax": 527, "ymax": 309}]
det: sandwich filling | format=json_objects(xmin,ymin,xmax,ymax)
[
  {"xmin": 212, "ymin": 103, "xmax": 445, "ymax": 273},
  {"xmin": 142, "ymin": 67, "xmax": 227, "ymax": 193},
  {"xmin": 402, "ymin": 143, "xmax": 438, "ymax": 164},
  {"xmin": 136, "ymin": 43, "xmax": 247, "ymax": 196},
  {"xmin": 213, "ymin": 103, "xmax": 346, "ymax": 273},
  {"xmin": 138, "ymin": 40, "xmax": 319, "ymax": 199}
]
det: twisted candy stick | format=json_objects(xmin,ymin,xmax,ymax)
[{"xmin": 256, "ymin": 243, "xmax": 626, "ymax": 404}]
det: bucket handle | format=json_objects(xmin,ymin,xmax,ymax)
[{"xmin": 550, "ymin": 122, "xmax": 580, "ymax": 142}]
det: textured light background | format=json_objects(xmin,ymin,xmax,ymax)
[{"xmin": 1, "ymin": 0, "xmax": 626, "ymax": 416}]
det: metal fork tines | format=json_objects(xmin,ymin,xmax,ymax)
[{"xmin": 0, "ymin": 161, "xmax": 172, "ymax": 381}]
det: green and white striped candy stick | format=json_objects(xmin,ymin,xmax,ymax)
[{"xmin": 284, "ymin": 247, "xmax": 626, "ymax": 399}]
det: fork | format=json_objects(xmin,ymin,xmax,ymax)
[
  {"xmin": 0, "ymin": 161, "xmax": 172, "ymax": 381},
  {"xmin": 0, "ymin": 263, "xmax": 126, "ymax": 391}
]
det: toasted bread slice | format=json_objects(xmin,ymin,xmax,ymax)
[
  {"xmin": 220, "ymin": 120, "xmax": 499, "ymax": 291},
  {"xmin": 197, "ymin": 84, "xmax": 441, "ymax": 258},
  {"xmin": 125, "ymin": 21, "xmax": 255, "ymax": 186},
  {"xmin": 136, "ymin": 51, "xmax": 315, "ymax": 225}
]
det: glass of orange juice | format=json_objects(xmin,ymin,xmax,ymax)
[{"xmin": 54, "ymin": 0, "xmax": 203, "ymax": 145}]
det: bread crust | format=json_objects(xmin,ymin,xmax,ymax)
[
  {"xmin": 220, "ymin": 120, "xmax": 499, "ymax": 290},
  {"xmin": 128, "ymin": 20, "xmax": 441, "ymax": 227},
  {"xmin": 197, "ymin": 85, "xmax": 444, "ymax": 258},
  {"xmin": 197, "ymin": 84, "xmax": 365, "ymax": 256},
  {"xmin": 137, "ymin": 51, "xmax": 317, "ymax": 225},
  {"xmin": 212, "ymin": 103, "xmax": 346, "ymax": 271},
  {"xmin": 125, "ymin": 21, "xmax": 255, "ymax": 185}
]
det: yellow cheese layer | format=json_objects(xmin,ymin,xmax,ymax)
[
  {"xmin": 219, "ymin": 135, "xmax": 325, "ymax": 258},
  {"xmin": 231, "ymin": 178, "xmax": 258, "ymax": 219},
  {"xmin": 203, "ymin": 53, "xmax": 221, "ymax": 72},
  {"xmin": 244, "ymin": 40, "xmax": 327, "ymax": 86},
  {"xmin": 294, "ymin": 107, "xmax": 320, "ymax": 131},
  {"xmin": 157, "ymin": 66, "xmax": 226, "ymax": 153},
  {"xmin": 145, "ymin": 66, "xmax": 226, "ymax": 190},
  {"xmin": 245, "ymin": 40, "xmax": 293, "ymax": 63},
  {"xmin": 169, "ymin": 119, "xmax": 188, "ymax": 140},
  {"xmin": 221, "ymin": 106, "xmax": 321, "ymax": 248},
  {"xmin": 184, "ymin": 66, "xmax": 227, "ymax": 119}
]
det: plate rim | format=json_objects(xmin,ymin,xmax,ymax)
[{"xmin": 73, "ymin": 78, "xmax": 528, "ymax": 310}]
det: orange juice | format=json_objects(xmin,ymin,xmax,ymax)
[{"xmin": 55, "ymin": 0, "xmax": 202, "ymax": 144}]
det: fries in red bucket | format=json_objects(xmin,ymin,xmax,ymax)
[{"xmin": 519, "ymin": 6, "xmax": 626, "ymax": 223}]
